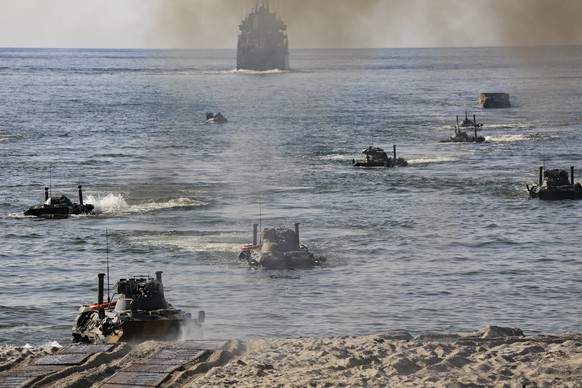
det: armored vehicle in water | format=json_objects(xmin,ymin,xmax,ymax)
[
  {"xmin": 478, "ymin": 93, "xmax": 511, "ymax": 109},
  {"xmin": 440, "ymin": 112, "xmax": 485, "ymax": 143},
  {"xmin": 237, "ymin": 0, "xmax": 289, "ymax": 71},
  {"xmin": 527, "ymin": 166, "xmax": 582, "ymax": 200},
  {"xmin": 239, "ymin": 223, "xmax": 326, "ymax": 269},
  {"xmin": 24, "ymin": 185, "xmax": 94, "ymax": 218},
  {"xmin": 206, "ymin": 112, "xmax": 227, "ymax": 123},
  {"xmin": 72, "ymin": 271, "xmax": 204, "ymax": 344},
  {"xmin": 352, "ymin": 145, "xmax": 408, "ymax": 167}
]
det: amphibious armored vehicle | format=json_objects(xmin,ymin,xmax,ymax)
[
  {"xmin": 24, "ymin": 185, "xmax": 94, "ymax": 218},
  {"xmin": 352, "ymin": 145, "xmax": 408, "ymax": 167},
  {"xmin": 239, "ymin": 223, "xmax": 326, "ymax": 269},
  {"xmin": 206, "ymin": 112, "xmax": 227, "ymax": 123},
  {"xmin": 440, "ymin": 112, "xmax": 485, "ymax": 143},
  {"xmin": 527, "ymin": 166, "xmax": 582, "ymax": 200},
  {"xmin": 478, "ymin": 93, "xmax": 511, "ymax": 109},
  {"xmin": 72, "ymin": 271, "xmax": 204, "ymax": 344},
  {"xmin": 237, "ymin": 0, "xmax": 289, "ymax": 71}
]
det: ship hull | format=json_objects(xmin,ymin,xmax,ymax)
[
  {"xmin": 237, "ymin": 46, "xmax": 289, "ymax": 71},
  {"xmin": 537, "ymin": 188, "xmax": 582, "ymax": 200}
]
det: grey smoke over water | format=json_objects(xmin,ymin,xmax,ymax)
[{"xmin": 152, "ymin": 0, "xmax": 582, "ymax": 49}]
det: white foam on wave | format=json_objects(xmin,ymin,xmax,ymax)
[
  {"xmin": 128, "ymin": 197, "xmax": 207, "ymax": 214},
  {"xmin": 407, "ymin": 156, "xmax": 461, "ymax": 165},
  {"xmin": 20, "ymin": 341, "xmax": 62, "ymax": 349},
  {"xmin": 85, "ymin": 194, "xmax": 206, "ymax": 215},
  {"xmin": 84, "ymin": 193, "xmax": 129, "ymax": 214},
  {"xmin": 125, "ymin": 235, "xmax": 240, "ymax": 253},
  {"xmin": 230, "ymin": 68, "xmax": 285, "ymax": 75},
  {"xmin": 319, "ymin": 154, "xmax": 352, "ymax": 161},
  {"xmin": 485, "ymin": 134, "xmax": 532, "ymax": 143}
]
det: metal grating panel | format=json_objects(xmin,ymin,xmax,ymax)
[
  {"xmin": 0, "ymin": 365, "xmax": 61, "ymax": 378},
  {"xmin": 101, "ymin": 371, "xmax": 168, "ymax": 387},
  {"xmin": 0, "ymin": 376, "xmax": 36, "ymax": 388},
  {"xmin": 61, "ymin": 344, "xmax": 115, "ymax": 354},
  {"xmin": 182, "ymin": 340, "xmax": 227, "ymax": 350},
  {"xmin": 33, "ymin": 353, "xmax": 91, "ymax": 366},
  {"xmin": 122, "ymin": 363, "xmax": 180, "ymax": 374}
]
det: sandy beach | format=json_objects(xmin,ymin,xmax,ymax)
[{"xmin": 2, "ymin": 326, "xmax": 582, "ymax": 387}]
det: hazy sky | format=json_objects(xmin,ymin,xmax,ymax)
[{"xmin": 0, "ymin": 0, "xmax": 581, "ymax": 49}]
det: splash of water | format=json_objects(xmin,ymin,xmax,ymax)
[{"xmin": 84, "ymin": 193, "xmax": 129, "ymax": 214}]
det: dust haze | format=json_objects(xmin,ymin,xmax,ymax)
[
  {"xmin": 152, "ymin": 0, "xmax": 582, "ymax": 49},
  {"xmin": 0, "ymin": 0, "xmax": 580, "ymax": 48}
]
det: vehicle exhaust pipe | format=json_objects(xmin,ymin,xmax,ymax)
[
  {"xmin": 294, "ymin": 222, "xmax": 300, "ymax": 249},
  {"xmin": 78, "ymin": 185, "xmax": 84, "ymax": 205},
  {"xmin": 253, "ymin": 223, "xmax": 258, "ymax": 245},
  {"xmin": 571, "ymin": 166, "xmax": 575, "ymax": 184},
  {"xmin": 44, "ymin": 187, "xmax": 49, "ymax": 201},
  {"xmin": 98, "ymin": 273, "xmax": 105, "ymax": 319},
  {"xmin": 539, "ymin": 166, "xmax": 544, "ymax": 186},
  {"xmin": 156, "ymin": 271, "xmax": 163, "ymax": 283}
]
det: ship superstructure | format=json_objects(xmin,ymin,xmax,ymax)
[{"xmin": 237, "ymin": 0, "xmax": 289, "ymax": 70}]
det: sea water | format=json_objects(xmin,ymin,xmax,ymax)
[{"xmin": 1, "ymin": 46, "xmax": 581, "ymax": 346}]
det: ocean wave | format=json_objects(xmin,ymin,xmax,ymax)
[
  {"xmin": 85, "ymin": 194, "xmax": 207, "ymax": 215},
  {"xmin": 407, "ymin": 156, "xmax": 461, "ymax": 165},
  {"xmin": 485, "ymin": 134, "xmax": 533, "ymax": 143}
]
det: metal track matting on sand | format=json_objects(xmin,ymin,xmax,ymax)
[{"xmin": 0, "ymin": 340, "xmax": 226, "ymax": 388}]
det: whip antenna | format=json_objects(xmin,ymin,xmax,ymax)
[
  {"xmin": 106, "ymin": 229, "xmax": 110, "ymax": 302},
  {"xmin": 259, "ymin": 194, "xmax": 262, "ymax": 244}
]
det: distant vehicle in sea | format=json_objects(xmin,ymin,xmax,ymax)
[
  {"xmin": 24, "ymin": 185, "xmax": 94, "ymax": 218},
  {"xmin": 237, "ymin": 0, "xmax": 289, "ymax": 71},
  {"xmin": 440, "ymin": 112, "xmax": 485, "ymax": 143},
  {"xmin": 239, "ymin": 223, "xmax": 326, "ymax": 269},
  {"xmin": 478, "ymin": 92, "xmax": 511, "ymax": 109},
  {"xmin": 206, "ymin": 112, "xmax": 227, "ymax": 123},
  {"xmin": 352, "ymin": 145, "xmax": 408, "ymax": 167},
  {"xmin": 72, "ymin": 271, "xmax": 204, "ymax": 344},
  {"xmin": 527, "ymin": 166, "xmax": 582, "ymax": 200}
]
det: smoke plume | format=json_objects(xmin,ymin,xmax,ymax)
[
  {"xmin": 150, "ymin": 0, "xmax": 582, "ymax": 49},
  {"xmin": 0, "ymin": 0, "xmax": 580, "ymax": 48}
]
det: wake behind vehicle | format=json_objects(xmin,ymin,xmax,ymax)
[
  {"xmin": 527, "ymin": 166, "xmax": 582, "ymax": 200},
  {"xmin": 239, "ymin": 223, "xmax": 326, "ymax": 269},
  {"xmin": 24, "ymin": 185, "xmax": 94, "ymax": 218},
  {"xmin": 72, "ymin": 271, "xmax": 204, "ymax": 344}
]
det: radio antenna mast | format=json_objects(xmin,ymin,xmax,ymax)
[
  {"xmin": 259, "ymin": 194, "xmax": 263, "ymax": 244},
  {"xmin": 106, "ymin": 229, "xmax": 111, "ymax": 302}
]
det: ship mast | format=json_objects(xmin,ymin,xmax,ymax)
[{"xmin": 255, "ymin": 0, "xmax": 269, "ymax": 12}]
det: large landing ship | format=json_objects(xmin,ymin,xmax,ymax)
[{"xmin": 237, "ymin": 0, "xmax": 289, "ymax": 71}]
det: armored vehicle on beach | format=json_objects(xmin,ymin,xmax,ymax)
[
  {"xmin": 72, "ymin": 271, "xmax": 204, "ymax": 344},
  {"xmin": 24, "ymin": 185, "xmax": 94, "ymax": 218},
  {"xmin": 440, "ymin": 112, "xmax": 485, "ymax": 143},
  {"xmin": 239, "ymin": 223, "xmax": 326, "ymax": 269},
  {"xmin": 527, "ymin": 166, "xmax": 582, "ymax": 200},
  {"xmin": 237, "ymin": 0, "xmax": 289, "ymax": 71},
  {"xmin": 352, "ymin": 145, "xmax": 408, "ymax": 167}
]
